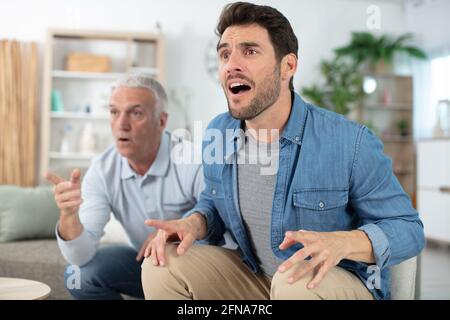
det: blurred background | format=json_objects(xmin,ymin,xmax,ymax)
[{"xmin": 0, "ymin": 0, "xmax": 449, "ymax": 299}]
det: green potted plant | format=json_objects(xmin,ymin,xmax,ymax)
[
  {"xmin": 302, "ymin": 32, "xmax": 426, "ymax": 118},
  {"xmin": 334, "ymin": 32, "xmax": 427, "ymax": 73},
  {"xmin": 396, "ymin": 118, "xmax": 409, "ymax": 137},
  {"xmin": 302, "ymin": 57, "xmax": 363, "ymax": 116}
]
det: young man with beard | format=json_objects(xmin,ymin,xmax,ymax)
[{"xmin": 140, "ymin": 2, "xmax": 425, "ymax": 300}]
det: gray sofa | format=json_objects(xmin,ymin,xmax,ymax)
[{"xmin": 0, "ymin": 239, "xmax": 70, "ymax": 300}]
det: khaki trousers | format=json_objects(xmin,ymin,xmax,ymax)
[{"xmin": 141, "ymin": 244, "xmax": 373, "ymax": 300}]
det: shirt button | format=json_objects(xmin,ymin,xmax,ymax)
[
  {"xmin": 295, "ymin": 136, "xmax": 300, "ymax": 141},
  {"xmin": 319, "ymin": 201, "xmax": 325, "ymax": 209},
  {"xmin": 211, "ymin": 189, "xmax": 217, "ymax": 195}
]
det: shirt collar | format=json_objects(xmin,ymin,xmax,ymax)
[
  {"xmin": 120, "ymin": 131, "xmax": 171, "ymax": 180},
  {"xmin": 225, "ymin": 91, "xmax": 308, "ymax": 152},
  {"xmin": 280, "ymin": 91, "xmax": 308, "ymax": 146}
]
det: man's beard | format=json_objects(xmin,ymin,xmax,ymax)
[{"xmin": 226, "ymin": 65, "xmax": 281, "ymax": 121}]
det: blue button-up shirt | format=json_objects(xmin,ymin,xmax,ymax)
[{"xmin": 185, "ymin": 92, "xmax": 425, "ymax": 300}]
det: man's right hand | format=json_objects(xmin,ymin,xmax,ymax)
[
  {"xmin": 143, "ymin": 213, "xmax": 207, "ymax": 266},
  {"xmin": 46, "ymin": 168, "xmax": 83, "ymax": 216}
]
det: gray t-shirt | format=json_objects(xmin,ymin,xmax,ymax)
[{"xmin": 237, "ymin": 132, "xmax": 283, "ymax": 278}]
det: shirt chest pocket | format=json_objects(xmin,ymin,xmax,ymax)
[{"xmin": 292, "ymin": 188, "xmax": 349, "ymax": 232}]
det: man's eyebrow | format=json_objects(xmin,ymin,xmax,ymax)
[
  {"xmin": 239, "ymin": 42, "xmax": 261, "ymax": 48},
  {"xmin": 217, "ymin": 41, "xmax": 262, "ymax": 52},
  {"xmin": 108, "ymin": 104, "xmax": 143, "ymax": 110},
  {"xmin": 217, "ymin": 42, "xmax": 229, "ymax": 52}
]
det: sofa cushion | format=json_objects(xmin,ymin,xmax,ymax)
[{"xmin": 0, "ymin": 185, "xmax": 59, "ymax": 242}]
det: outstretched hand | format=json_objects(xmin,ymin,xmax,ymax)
[{"xmin": 278, "ymin": 230, "xmax": 350, "ymax": 289}]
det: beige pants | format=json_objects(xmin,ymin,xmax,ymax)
[{"xmin": 141, "ymin": 244, "xmax": 373, "ymax": 300}]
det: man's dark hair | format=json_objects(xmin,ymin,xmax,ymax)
[{"xmin": 216, "ymin": 2, "xmax": 299, "ymax": 91}]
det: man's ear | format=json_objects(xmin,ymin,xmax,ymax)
[
  {"xmin": 281, "ymin": 53, "xmax": 298, "ymax": 81},
  {"xmin": 159, "ymin": 111, "xmax": 168, "ymax": 130}
]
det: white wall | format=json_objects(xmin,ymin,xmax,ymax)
[
  {"xmin": 403, "ymin": 0, "xmax": 450, "ymax": 138},
  {"xmin": 0, "ymin": 0, "xmax": 408, "ymax": 131},
  {"xmin": 405, "ymin": 0, "xmax": 450, "ymax": 53}
]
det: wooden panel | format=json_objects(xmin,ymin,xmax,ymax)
[{"xmin": 0, "ymin": 40, "xmax": 38, "ymax": 186}]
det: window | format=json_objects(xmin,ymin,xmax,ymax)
[
  {"xmin": 431, "ymin": 55, "xmax": 450, "ymax": 104},
  {"xmin": 430, "ymin": 55, "xmax": 450, "ymax": 135}
]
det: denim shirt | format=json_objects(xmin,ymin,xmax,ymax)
[{"xmin": 185, "ymin": 92, "xmax": 425, "ymax": 300}]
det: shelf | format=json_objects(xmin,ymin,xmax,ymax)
[
  {"xmin": 362, "ymin": 103, "xmax": 412, "ymax": 111},
  {"xmin": 50, "ymin": 152, "xmax": 97, "ymax": 160},
  {"xmin": 364, "ymin": 73, "xmax": 412, "ymax": 80},
  {"xmin": 51, "ymin": 112, "xmax": 109, "ymax": 120},
  {"xmin": 381, "ymin": 136, "xmax": 413, "ymax": 143},
  {"xmin": 52, "ymin": 68, "xmax": 158, "ymax": 80},
  {"xmin": 394, "ymin": 170, "xmax": 414, "ymax": 176},
  {"xmin": 417, "ymin": 137, "xmax": 450, "ymax": 142},
  {"xmin": 52, "ymin": 70, "xmax": 125, "ymax": 80},
  {"xmin": 51, "ymin": 29, "xmax": 162, "ymax": 41}
]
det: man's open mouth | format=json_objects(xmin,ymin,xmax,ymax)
[
  {"xmin": 118, "ymin": 138, "xmax": 131, "ymax": 142},
  {"xmin": 229, "ymin": 82, "xmax": 252, "ymax": 95}
]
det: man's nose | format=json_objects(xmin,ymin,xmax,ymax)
[
  {"xmin": 224, "ymin": 51, "xmax": 243, "ymax": 74},
  {"xmin": 117, "ymin": 114, "xmax": 131, "ymax": 130}
]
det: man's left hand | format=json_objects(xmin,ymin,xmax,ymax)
[
  {"xmin": 278, "ymin": 230, "xmax": 351, "ymax": 289},
  {"xmin": 136, "ymin": 233, "xmax": 156, "ymax": 262}
]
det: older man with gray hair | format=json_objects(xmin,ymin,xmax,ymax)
[{"xmin": 46, "ymin": 74, "xmax": 204, "ymax": 299}]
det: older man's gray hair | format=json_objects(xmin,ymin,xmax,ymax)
[{"xmin": 111, "ymin": 74, "xmax": 168, "ymax": 115}]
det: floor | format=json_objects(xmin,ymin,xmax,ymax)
[{"xmin": 419, "ymin": 242, "xmax": 450, "ymax": 299}]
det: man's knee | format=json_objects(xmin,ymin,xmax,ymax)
[
  {"xmin": 270, "ymin": 270, "xmax": 321, "ymax": 300},
  {"xmin": 270, "ymin": 267, "xmax": 373, "ymax": 300},
  {"xmin": 63, "ymin": 246, "xmax": 133, "ymax": 298},
  {"xmin": 141, "ymin": 245, "xmax": 189, "ymax": 299}
]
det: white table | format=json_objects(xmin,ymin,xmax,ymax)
[{"xmin": 0, "ymin": 277, "xmax": 51, "ymax": 300}]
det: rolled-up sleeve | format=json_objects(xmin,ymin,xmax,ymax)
[{"xmin": 350, "ymin": 127, "xmax": 425, "ymax": 270}]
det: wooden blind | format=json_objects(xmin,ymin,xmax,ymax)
[{"xmin": 0, "ymin": 40, "xmax": 38, "ymax": 186}]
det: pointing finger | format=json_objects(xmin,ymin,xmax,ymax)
[
  {"xmin": 70, "ymin": 168, "xmax": 81, "ymax": 185},
  {"xmin": 145, "ymin": 219, "xmax": 178, "ymax": 233},
  {"xmin": 45, "ymin": 172, "xmax": 64, "ymax": 186},
  {"xmin": 279, "ymin": 236, "xmax": 297, "ymax": 250},
  {"xmin": 285, "ymin": 230, "xmax": 316, "ymax": 244}
]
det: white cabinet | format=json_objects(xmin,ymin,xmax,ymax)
[
  {"xmin": 417, "ymin": 139, "xmax": 450, "ymax": 243},
  {"xmin": 418, "ymin": 140, "xmax": 450, "ymax": 188}
]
